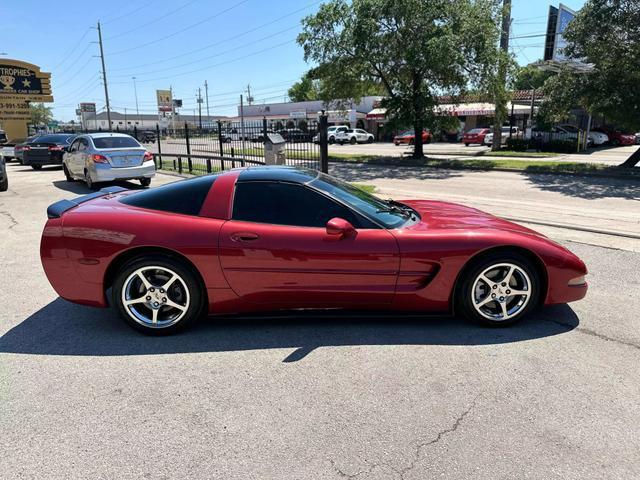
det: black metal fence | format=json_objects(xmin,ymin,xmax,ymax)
[{"xmin": 142, "ymin": 118, "xmax": 327, "ymax": 175}]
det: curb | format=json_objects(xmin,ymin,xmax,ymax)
[{"xmin": 503, "ymin": 217, "xmax": 640, "ymax": 240}]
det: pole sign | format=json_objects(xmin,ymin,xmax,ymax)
[
  {"xmin": 289, "ymin": 110, "xmax": 307, "ymax": 119},
  {"xmin": 544, "ymin": 3, "xmax": 578, "ymax": 62},
  {"xmin": 79, "ymin": 102, "xmax": 96, "ymax": 113},
  {"xmin": 0, "ymin": 59, "xmax": 53, "ymax": 124},
  {"xmin": 156, "ymin": 89, "xmax": 173, "ymax": 113}
]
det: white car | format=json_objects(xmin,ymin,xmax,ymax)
[
  {"xmin": 336, "ymin": 128, "xmax": 375, "ymax": 145},
  {"xmin": 483, "ymin": 126, "xmax": 521, "ymax": 146},
  {"xmin": 63, "ymin": 133, "xmax": 155, "ymax": 189},
  {"xmin": 313, "ymin": 125, "xmax": 349, "ymax": 144},
  {"xmin": 559, "ymin": 125, "xmax": 608, "ymax": 146}
]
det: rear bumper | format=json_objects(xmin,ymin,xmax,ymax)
[
  {"xmin": 23, "ymin": 154, "xmax": 63, "ymax": 166},
  {"xmin": 92, "ymin": 160, "xmax": 156, "ymax": 182}
]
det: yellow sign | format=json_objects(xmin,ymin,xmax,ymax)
[
  {"xmin": 0, "ymin": 94, "xmax": 31, "ymax": 120},
  {"xmin": 156, "ymin": 89, "xmax": 172, "ymax": 112}
]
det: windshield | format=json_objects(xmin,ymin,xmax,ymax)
[
  {"xmin": 309, "ymin": 173, "xmax": 412, "ymax": 229},
  {"xmin": 92, "ymin": 136, "xmax": 141, "ymax": 149},
  {"xmin": 467, "ymin": 129, "xmax": 485, "ymax": 134}
]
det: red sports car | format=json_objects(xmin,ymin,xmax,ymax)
[
  {"xmin": 462, "ymin": 128, "xmax": 491, "ymax": 146},
  {"xmin": 41, "ymin": 166, "xmax": 588, "ymax": 334},
  {"xmin": 393, "ymin": 130, "xmax": 432, "ymax": 145},
  {"xmin": 591, "ymin": 127, "xmax": 636, "ymax": 147}
]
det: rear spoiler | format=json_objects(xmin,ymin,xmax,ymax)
[{"xmin": 46, "ymin": 186, "xmax": 127, "ymax": 219}]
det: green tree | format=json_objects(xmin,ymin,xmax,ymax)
[
  {"xmin": 287, "ymin": 72, "xmax": 322, "ymax": 102},
  {"xmin": 298, "ymin": 0, "xmax": 501, "ymax": 158},
  {"xmin": 513, "ymin": 63, "xmax": 553, "ymax": 91},
  {"xmin": 30, "ymin": 103, "xmax": 53, "ymax": 127},
  {"xmin": 540, "ymin": 0, "xmax": 640, "ymax": 167}
]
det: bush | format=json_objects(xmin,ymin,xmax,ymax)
[
  {"xmin": 540, "ymin": 139, "xmax": 578, "ymax": 154},
  {"xmin": 505, "ymin": 138, "xmax": 529, "ymax": 151}
]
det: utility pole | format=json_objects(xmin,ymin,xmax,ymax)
[
  {"xmin": 240, "ymin": 94, "xmax": 246, "ymax": 154},
  {"xmin": 197, "ymin": 87, "xmax": 203, "ymax": 129},
  {"xmin": 132, "ymin": 76, "xmax": 140, "ymax": 126},
  {"xmin": 246, "ymin": 84, "xmax": 253, "ymax": 105},
  {"xmin": 96, "ymin": 22, "xmax": 112, "ymax": 130},
  {"xmin": 204, "ymin": 80, "xmax": 210, "ymax": 122},
  {"xmin": 492, "ymin": 0, "xmax": 512, "ymax": 151}
]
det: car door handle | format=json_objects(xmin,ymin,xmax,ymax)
[{"xmin": 231, "ymin": 232, "xmax": 260, "ymax": 242}]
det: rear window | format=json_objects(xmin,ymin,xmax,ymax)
[
  {"xmin": 119, "ymin": 175, "xmax": 218, "ymax": 216},
  {"xmin": 34, "ymin": 134, "xmax": 74, "ymax": 144},
  {"xmin": 467, "ymin": 129, "xmax": 485, "ymax": 134},
  {"xmin": 92, "ymin": 136, "xmax": 140, "ymax": 149}
]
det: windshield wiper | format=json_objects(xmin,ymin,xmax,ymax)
[{"xmin": 383, "ymin": 199, "xmax": 419, "ymax": 220}]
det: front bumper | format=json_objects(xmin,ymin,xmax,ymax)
[{"xmin": 92, "ymin": 160, "xmax": 156, "ymax": 182}]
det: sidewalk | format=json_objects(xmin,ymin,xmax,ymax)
[{"xmin": 330, "ymin": 162, "xmax": 640, "ymax": 251}]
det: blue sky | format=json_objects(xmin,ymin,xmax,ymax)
[{"xmin": 2, "ymin": 0, "xmax": 586, "ymax": 121}]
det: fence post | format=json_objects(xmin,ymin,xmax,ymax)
[
  {"xmin": 262, "ymin": 117, "xmax": 268, "ymax": 142},
  {"xmin": 206, "ymin": 158, "xmax": 212, "ymax": 174},
  {"xmin": 178, "ymin": 156, "xmax": 183, "ymax": 174},
  {"xmin": 319, "ymin": 111, "xmax": 329, "ymax": 173},
  {"xmin": 155, "ymin": 123, "xmax": 162, "ymax": 168},
  {"xmin": 185, "ymin": 122, "xmax": 193, "ymax": 173},
  {"xmin": 133, "ymin": 125, "xmax": 138, "ymax": 141},
  {"xmin": 217, "ymin": 120, "xmax": 224, "ymax": 157}
]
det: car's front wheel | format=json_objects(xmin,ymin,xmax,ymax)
[
  {"xmin": 350, "ymin": 137, "xmax": 357, "ymax": 144},
  {"xmin": 457, "ymin": 252, "xmax": 540, "ymax": 327},
  {"xmin": 63, "ymin": 164, "xmax": 74, "ymax": 182},
  {"xmin": 31, "ymin": 164, "xmax": 42, "ymax": 170},
  {"xmin": 140, "ymin": 178, "xmax": 151, "ymax": 187},
  {"xmin": 112, "ymin": 255, "xmax": 204, "ymax": 335}
]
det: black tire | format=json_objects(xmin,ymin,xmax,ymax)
[
  {"xmin": 329, "ymin": 136, "xmax": 335, "ymax": 144},
  {"xmin": 350, "ymin": 137, "xmax": 357, "ymax": 145},
  {"xmin": 84, "ymin": 170, "xmax": 97, "ymax": 190},
  {"xmin": 456, "ymin": 251, "xmax": 541, "ymax": 327},
  {"xmin": 409, "ymin": 139, "xmax": 414, "ymax": 145},
  {"xmin": 611, "ymin": 139, "xmax": 620, "ymax": 147},
  {"xmin": 367, "ymin": 137, "xmax": 374, "ymax": 143},
  {"xmin": 63, "ymin": 163, "xmax": 73, "ymax": 182},
  {"xmin": 0, "ymin": 177, "xmax": 7, "ymax": 192},
  {"xmin": 225, "ymin": 138, "xmax": 232, "ymax": 143},
  {"xmin": 140, "ymin": 177, "xmax": 151, "ymax": 187},
  {"xmin": 112, "ymin": 255, "xmax": 205, "ymax": 335},
  {"xmin": 31, "ymin": 164, "xmax": 42, "ymax": 170},
  {"xmin": 465, "ymin": 143, "xmax": 470, "ymax": 147}
]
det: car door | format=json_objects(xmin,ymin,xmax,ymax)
[
  {"xmin": 65, "ymin": 139, "xmax": 79, "ymax": 173},
  {"xmin": 73, "ymin": 138, "xmax": 89, "ymax": 174},
  {"xmin": 218, "ymin": 181, "xmax": 400, "ymax": 307}
]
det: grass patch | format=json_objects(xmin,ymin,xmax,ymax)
[
  {"xmin": 479, "ymin": 150, "xmax": 560, "ymax": 158},
  {"xmin": 351, "ymin": 183, "xmax": 376, "ymax": 193}
]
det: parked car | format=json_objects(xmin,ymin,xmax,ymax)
[
  {"xmin": 483, "ymin": 126, "xmax": 522, "ymax": 146},
  {"xmin": 13, "ymin": 136, "xmax": 41, "ymax": 164},
  {"xmin": 22, "ymin": 134, "xmax": 76, "ymax": 170},
  {"xmin": 250, "ymin": 129, "xmax": 275, "ymax": 142},
  {"xmin": 558, "ymin": 125, "xmax": 608, "ymax": 146},
  {"xmin": 393, "ymin": 129, "xmax": 432, "ymax": 145},
  {"xmin": 591, "ymin": 127, "xmax": 636, "ymax": 146},
  {"xmin": 635, "ymin": 132, "xmax": 640, "ymax": 145},
  {"xmin": 41, "ymin": 165, "xmax": 588, "ymax": 335},
  {"xmin": 277, "ymin": 128, "xmax": 311, "ymax": 143},
  {"xmin": 313, "ymin": 125, "xmax": 350, "ymax": 144},
  {"xmin": 462, "ymin": 128, "xmax": 491, "ymax": 146},
  {"xmin": 336, "ymin": 128, "xmax": 375, "ymax": 145},
  {"xmin": 0, "ymin": 152, "xmax": 7, "ymax": 192},
  {"xmin": 532, "ymin": 126, "xmax": 593, "ymax": 147},
  {"xmin": 0, "ymin": 137, "xmax": 26, "ymax": 161},
  {"xmin": 220, "ymin": 128, "xmax": 251, "ymax": 142},
  {"xmin": 0, "ymin": 130, "xmax": 7, "ymax": 145},
  {"xmin": 62, "ymin": 133, "xmax": 155, "ymax": 189},
  {"xmin": 138, "ymin": 130, "xmax": 156, "ymax": 143}
]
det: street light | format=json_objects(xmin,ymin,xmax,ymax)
[{"xmin": 132, "ymin": 76, "xmax": 140, "ymax": 127}]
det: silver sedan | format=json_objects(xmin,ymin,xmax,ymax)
[{"xmin": 63, "ymin": 133, "xmax": 155, "ymax": 189}]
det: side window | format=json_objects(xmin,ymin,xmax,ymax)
[
  {"xmin": 69, "ymin": 140, "xmax": 79, "ymax": 152},
  {"xmin": 78, "ymin": 139, "xmax": 88, "ymax": 152},
  {"xmin": 232, "ymin": 182, "xmax": 368, "ymax": 228}
]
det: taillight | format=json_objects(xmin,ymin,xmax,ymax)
[
  {"xmin": 21, "ymin": 146, "xmax": 30, "ymax": 151},
  {"xmin": 92, "ymin": 154, "xmax": 109, "ymax": 163},
  {"xmin": 49, "ymin": 145, "xmax": 63, "ymax": 151},
  {"xmin": 143, "ymin": 151, "xmax": 153, "ymax": 161}
]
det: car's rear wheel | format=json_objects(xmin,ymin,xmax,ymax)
[
  {"xmin": 112, "ymin": 255, "xmax": 204, "ymax": 335},
  {"xmin": 367, "ymin": 137, "xmax": 374, "ymax": 143},
  {"xmin": 140, "ymin": 178, "xmax": 151, "ymax": 187},
  {"xmin": 457, "ymin": 252, "xmax": 540, "ymax": 327},
  {"xmin": 63, "ymin": 164, "xmax": 73, "ymax": 182},
  {"xmin": 611, "ymin": 139, "xmax": 620, "ymax": 147},
  {"xmin": 0, "ymin": 177, "xmax": 7, "ymax": 192},
  {"xmin": 31, "ymin": 164, "xmax": 42, "ymax": 170},
  {"xmin": 350, "ymin": 137, "xmax": 357, "ymax": 145},
  {"xmin": 84, "ymin": 170, "xmax": 97, "ymax": 190}
]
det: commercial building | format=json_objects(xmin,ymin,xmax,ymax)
[{"xmin": 81, "ymin": 111, "xmax": 228, "ymax": 130}]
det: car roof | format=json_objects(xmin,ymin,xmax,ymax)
[
  {"xmin": 86, "ymin": 132, "xmax": 136, "ymax": 139},
  {"xmin": 236, "ymin": 165, "xmax": 319, "ymax": 183}
]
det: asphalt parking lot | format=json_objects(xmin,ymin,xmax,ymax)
[{"xmin": 1, "ymin": 162, "xmax": 639, "ymax": 479}]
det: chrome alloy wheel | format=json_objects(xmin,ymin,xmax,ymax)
[
  {"xmin": 471, "ymin": 263, "xmax": 532, "ymax": 322},
  {"xmin": 121, "ymin": 266, "xmax": 190, "ymax": 328}
]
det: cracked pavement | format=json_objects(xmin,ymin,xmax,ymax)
[{"xmin": 1, "ymin": 163, "xmax": 639, "ymax": 479}]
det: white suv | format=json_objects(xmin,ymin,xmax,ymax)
[
  {"xmin": 313, "ymin": 126, "xmax": 349, "ymax": 144},
  {"xmin": 336, "ymin": 128, "xmax": 375, "ymax": 145}
]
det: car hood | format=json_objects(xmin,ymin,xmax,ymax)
[{"xmin": 401, "ymin": 199, "xmax": 544, "ymax": 236}]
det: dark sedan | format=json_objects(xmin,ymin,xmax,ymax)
[
  {"xmin": 22, "ymin": 134, "xmax": 76, "ymax": 170},
  {"xmin": 13, "ymin": 136, "xmax": 41, "ymax": 164}
]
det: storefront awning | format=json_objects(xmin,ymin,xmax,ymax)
[
  {"xmin": 437, "ymin": 102, "xmax": 533, "ymax": 117},
  {"xmin": 366, "ymin": 108, "xmax": 387, "ymax": 120}
]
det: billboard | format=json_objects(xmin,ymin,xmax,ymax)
[
  {"xmin": 544, "ymin": 3, "xmax": 578, "ymax": 62},
  {"xmin": 156, "ymin": 89, "xmax": 172, "ymax": 112},
  {"xmin": 79, "ymin": 102, "xmax": 96, "ymax": 113}
]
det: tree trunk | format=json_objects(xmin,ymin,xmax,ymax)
[
  {"xmin": 413, "ymin": 123, "xmax": 424, "ymax": 158},
  {"xmin": 620, "ymin": 147, "xmax": 640, "ymax": 168},
  {"xmin": 412, "ymin": 71, "xmax": 424, "ymax": 159}
]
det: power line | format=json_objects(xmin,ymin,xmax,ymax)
[
  {"xmin": 101, "ymin": 0, "xmax": 156, "ymax": 25},
  {"xmin": 107, "ymin": 0, "xmax": 250, "ymax": 56},
  {"xmin": 50, "ymin": 28, "xmax": 92, "ymax": 71},
  {"xmin": 107, "ymin": 0, "xmax": 320, "ymax": 72},
  {"xmin": 105, "ymin": 0, "xmax": 200, "ymax": 40}
]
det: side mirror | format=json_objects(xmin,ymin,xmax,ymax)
[{"xmin": 326, "ymin": 217, "xmax": 356, "ymax": 237}]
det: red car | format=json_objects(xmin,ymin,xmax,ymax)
[
  {"xmin": 41, "ymin": 166, "xmax": 587, "ymax": 334},
  {"xmin": 393, "ymin": 130, "xmax": 432, "ymax": 145},
  {"xmin": 591, "ymin": 127, "xmax": 636, "ymax": 146},
  {"xmin": 462, "ymin": 128, "xmax": 491, "ymax": 146}
]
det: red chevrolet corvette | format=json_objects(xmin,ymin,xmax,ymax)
[{"xmin": 41, "ymin": 166, "xmax": 587, "ymax": 334}]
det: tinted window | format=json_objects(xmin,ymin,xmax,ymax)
[
  {"xmin": 232, "ymin": 181, "xmax": 369, "ymax": 228},
  {"xmin": 120, "ymin": 175, "xmax": 217, "ymax": 216},
  {"xmin": 467, "ymin": 129, "xmax": 484, "ymax": 134},
  {"xmin": 35, "ymin": 134, "xmax": 74, "ymax": 144},
  {"xmin": 92, "ymin": 136, "xmax": 141, "ymax": 149}
]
